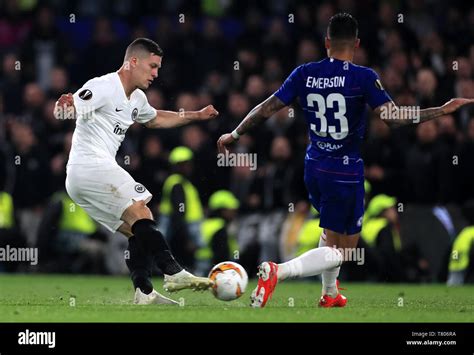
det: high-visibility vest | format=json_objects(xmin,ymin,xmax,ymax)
[
  {"xmin": 196, "ymin": 217, "xmax": 238, "ymax": 261},
  {"xmin": 159, "ymin": 174, "xmax": 203, "ymax": 222},
  {"xmin": 296, "ymin": 219, "xmax": 322, "ymax": 256},
  {"xmin": 53, "ymin": 193, "xmax": 97, "ymax": 234},
  {"xmin": 0, "ymin": 192, "xmax": 14, "ymax": 228},
  {"xmin": 361, "ymin": 217, "xmax": 401, "ymax": 251},
  {"xmin": 449, "ymin": 226, "xmax": 474, "ymax": 272}
]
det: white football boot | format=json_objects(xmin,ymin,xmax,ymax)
[
  {"xmin": 133, "ymin": 288, "xmax": 179, "ymax": 305},
  {"xmin": 163, "ymin": 270, "xmax": 214, "ymax": 292}
]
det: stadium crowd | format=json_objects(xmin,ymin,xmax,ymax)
[{"xmin": 0, "ymin": 0, "xmax": 473, "ymax": 283}]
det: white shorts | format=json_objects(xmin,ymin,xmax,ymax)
[{"xmin": 65, "ymin": 162, "xmax": 152, "ymax": 232}]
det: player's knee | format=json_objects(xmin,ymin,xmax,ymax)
[
  {"xmin": 134, "ymin": 205, "xmax": 153, "ymax": 221},
  {"xmin": 122, "ymin": 201, "xmax": 153, "ymax": 225}
]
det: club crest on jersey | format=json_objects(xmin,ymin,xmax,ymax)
[
  {"xmin": 131, "ymin": 108, "xmax": 138, "ymax": 121},
  {"xmin": 134, "ymin": 184, "xmax": 145, "ymax": 193},
  {"xmin": 78, "ymin": 89, "xmax": 93, "ymax": 100}
]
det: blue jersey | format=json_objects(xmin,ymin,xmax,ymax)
[{"xmin": 274, "ymin": 57, "xmax": 392, "ymax": 182}]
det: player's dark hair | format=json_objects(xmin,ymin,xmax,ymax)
[
  {"xmin": 126, "ymin": 38, "xmax": 163, "ymax": 58},
  {"xmin": 327, "ymin": 13, "xmax": 358, "ymax": 41}
]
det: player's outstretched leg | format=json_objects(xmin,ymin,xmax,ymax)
[
  {"xmin": 131, "ymin": 219, "xmax": 214, "ymax": 292},
  {"xmin": 123, "ymin": 201, "xmax": 214, "ymax": 293},
  {"xmin": 124, "ymin": 234, "xmax": 178, "ymax": 305},
  {"xmin": 250, "ymin": 246, "xmax": 343, "ymax": 308}
]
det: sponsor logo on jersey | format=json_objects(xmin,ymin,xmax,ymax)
[
  {"xmin": 131, "ymin": 108, "xmax": 138, "ymax": 121},
  {"xmin": 134, "ymin": 184, "xmax": 145, "ymax": 193},
  {"xmin": 113, "ymin": 122, "xmax": 127, "ymax": 135},
  {"xmin": 316, "ymin": 141, "xmax": 343, "ymax": 152},
  {"xmin": 78, "ymin": 89, "xmax": 93, "ymax": 100}
]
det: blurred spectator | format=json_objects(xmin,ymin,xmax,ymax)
[
  {"xmin": 0, "ymin": 190, "xmax": 27, "ymax": 272},
  {"xmin": 455, "ymin": 117, "xmax": 474, "ymax": 203},
  {"xmin": 244, "ymin": 75, "xmax": 266, "ymax": 106},
  {"xmin": 36, "ymin": 191, "xmax": 107, "ymax": 273},
  {"xmin": 360, "ymin": 195, "xmax": 404, "ymax": 282},
  {"xmin": 49, "ymin": 131, "xmax": 72, "ymax": 195},
  {"xmin": 262, "ymin": 18, "xmax": 292, "ymax": 65},
  {"xmin": 196, "ymin": 190, "xmax": 240, "ymax": 275},
  {"xmin": 251, "ymin": 137, "xmax": 300, "ymax": 262},
  {"xmin": 0, "ymin": 52, "xmax": 23, "ymax": 114},
  {"xmin": 83, "ymin": 17, "xmax": 123, "ymax": 80},
  {"xmin": 447, "ymin": 201, "xmax": 474, "ymax": 285},
  {"xmin": 136, "ymin": 134, "xmax": 168, "ymax": 212},
  {"xmin": 48, "ymin": 66, "xmax": 69, "ymax": 99},
  {"xmin": 8, "ymin": 121, "xmax": 51, "ymax": 246},
  {"xmin": 22, "ymin": 82, "xmax": 46, "ymax": 134},
  {"xmin": 0, "ymin": 0, "xmax": 31, "ymax": 50},
  {"xmin": 20, "ymin": 5, "xmax": 71, "ymax": 90},
  {"xmin": 181, "ymin": 124, "xmax": 216, "ymax": 199},
  {"xmin": 404, "ymin": 120, "xmax": 457, "ymax": 204},
  {"xmin": 363, "ymin": 117, "xmax": 404, "ymax": 198},
  {"xmin": 233, "ymin": 47, "xmax": 261, "ymax": 89},
  {"xmin": 159, "ymin": 147, "xmax": 204, "ymax": 271},
  {"xmin": 195, "ymin": 18, "xmax": 229, "ymax": 82},
  {"xmin": 296, "ymin": 39, "xmax": 320, "ymax": 65},
  {"xmin": 415, "ymin": 68, "xmax": 442, "ymax": 107}
]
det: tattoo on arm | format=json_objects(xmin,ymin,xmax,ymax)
[
  {"xmin": 378, "ymin": 102, "xmax": 444, "ymax": 128},
  {"xmin": 235, "ymin": 95, "xmax": 286, "ymax": 135},
  {"xmin": 415, "ymin": 107, "xmax": 444, "ymax": 123}
]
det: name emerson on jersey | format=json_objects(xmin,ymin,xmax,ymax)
[{"xmin": 306, "ymin": 76, "xmax": 346, "ymax": 89}]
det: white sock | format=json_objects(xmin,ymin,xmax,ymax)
[
  {"xmin": 278, "ymin": 247, "xmax": 342, "ymax": 281},
  {"xmin": 319, "ymin": 231, "xmax": 341, "ymax": 297}
]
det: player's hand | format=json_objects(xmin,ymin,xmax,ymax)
[
  {"xmin": 217, "ymin": 133, "xmax": 236, "ymax": 154},
  {"xmin": 441, "ymin": 98, "xmax": 474, "ymax": 115},
  {"xmin": 197, "ymin": 105, "xmax": 219, "ymax": 120},
  {"xmin": 54, "ymin": 93, "xmax": 75, "ymax": 119},
  {"xmin": 56, "ymin": 93, "xmax": 75, "ymax": 108}
]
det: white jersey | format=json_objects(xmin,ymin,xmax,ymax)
[{"xmin": 67, "ymin": 72, "xmax": 156, "ymax": 165}]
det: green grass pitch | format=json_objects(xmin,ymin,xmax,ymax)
[{"xmin": 0, "ymin": 274, "xmax": 472, "ymax": 322}]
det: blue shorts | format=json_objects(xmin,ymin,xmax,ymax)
[{"xmin": 304, "ymin": 160, "xmax": 365, "ymax": 235}]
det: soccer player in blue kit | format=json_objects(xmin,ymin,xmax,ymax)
[{"xmin": 217, "ymin": 13, "xmax": 474, "ymax": 308}]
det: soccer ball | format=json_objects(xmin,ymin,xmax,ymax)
[{"xmin": 208, "ymin": 261, "xmax": 248, "ymax": 301}]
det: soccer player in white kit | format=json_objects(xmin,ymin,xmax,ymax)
[{"xmin": 54, "ymin": 38, "xmax": 218, "ymax": 305}]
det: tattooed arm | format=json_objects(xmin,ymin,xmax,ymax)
[
  {"xmin": 375, "ymin": 98, "xmax": 474, "ymax": 128},
  {"xmin": 232, "ymin": 95, "xmax": 286, "ymax": 135},
  {"xmin": 217, "ymin": 95, "xmax": 286, "ymax": 153}
]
